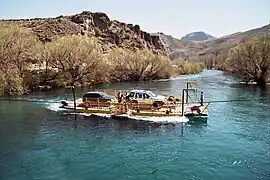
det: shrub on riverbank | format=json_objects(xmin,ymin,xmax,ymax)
[
  {"xmin": 0, "ymin": 24, "xmax": 206, "ymax": 96},
  {"xmin": 172, "ymin": 59, "xmax": 205, "ymax": 75},
  {"xmin": 226, "ymin": 35, "xmax": 270, "ymax": 87},
  {"xmin": 0, "ymin": 24, "xmax": 39, "ymax": 95},
  {"xmin": 106, "ymin": 48, "xmax": 171, "ymax": 81},
  {"xmin": 36, "ymin": 35, "xmax": 107, "ymax": 87}
]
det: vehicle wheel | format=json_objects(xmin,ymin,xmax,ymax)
[
  {"xmin": 152, "ymin": 102, "xmax": 159, "ymax": 108},
  {"xmin": 153, "ymin": 101, "xmax": 164, "ymax": 108}
]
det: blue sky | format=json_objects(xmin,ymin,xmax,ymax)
[{"xmin": 1, "ymin": 0, "xmax": 269, "ymax": 38}]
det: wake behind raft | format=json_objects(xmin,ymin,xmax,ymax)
[{"xmin": 59, "ymin": 82, "xmax": 209, "ymax": 123}]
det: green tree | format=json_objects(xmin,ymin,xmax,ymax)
[
  {"xmin": 0, "ymin": 24, "xmax": 38, "ymax": 95},
  {"xmin": 41, "ymin": 35, "xmax": 104, "ymax": 86},
  {"xmin": 172, "ymin": 59, "xmax": 205, "ymax": 75},
  {"xmin": 227, "ymin": 36, "xmax": 270, "ymax": 87},
  {"xmin": 106, "ymin": 48, "xmax": 171, "ymax": 81}
]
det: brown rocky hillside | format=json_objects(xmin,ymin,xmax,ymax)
[
  {"xmin": 1, "ymin": 11, "xmax": 269, "ymax": 62},
  {"xmin": 0, "ymin": 11, "xmax": 165, "ymax": 54}
]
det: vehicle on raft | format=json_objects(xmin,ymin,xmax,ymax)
[{"xmin": 59, "ymin": 82, "xmax": 209, "ymax": 122}]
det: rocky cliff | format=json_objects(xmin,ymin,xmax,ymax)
[{"xmin": 1, "ymin": 11, "xmax": 165, "ymax": 54}]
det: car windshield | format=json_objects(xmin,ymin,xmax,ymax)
[{"xmin": 147, "ymin": 91, "xmax": 157, "ymax": 97}]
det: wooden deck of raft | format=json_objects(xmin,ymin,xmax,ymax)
[{"xmin": 61, "ymin": 100, "xmax": 208, "ymax": 117}]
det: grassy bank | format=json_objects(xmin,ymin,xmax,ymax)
[{"xmin": 0, "ymin": 24, "xmax": 205, "ymax": 95}]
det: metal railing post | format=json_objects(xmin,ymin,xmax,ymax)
[{"xmin": 182, "ymin": 89, "xmax": 185, "ymax": 116}]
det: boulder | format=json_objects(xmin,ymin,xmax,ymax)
[
  {"xmin": 92, "ymin": 12, "xmax": 110, "ymax": 31},
  {"xmin": 140, "ymin": 31, "xmax": 144, "ymax": 38},
  {"xmin": 144, "ymin": 32, "xmax": 152, "ymax": 43},
  {"xmin": 71, "ymin": 15, "xmax": 85, "ymax": 24},
  {"xmin": 134, "ymin": 24, "xmax": 140, "ymax": 35},
  {"xmin": 151, "ymin": 35, "xmax": 164, "ymax": 49}
]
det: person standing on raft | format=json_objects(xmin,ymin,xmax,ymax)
[{"xmin": 117, "ymin": 90, "xmax": 123, "ymax": 103}]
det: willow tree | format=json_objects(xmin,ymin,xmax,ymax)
[
  {"xmin": 43, "ymin": 35, "xmax": 104, "ymax": 86},
  {"xmin": 172, "ymin": 59, "xmax": 205, "ymax": 75},
  {"xmin": 0, "ymin": 24, "xmax": 38, "ymax": 95},
  {"xmin": 137, "ymin": 50, "xmax": 172, "ymax": 80},
  {"xmin": 227, "ymin": 36, "xmax": 270, "ymax": 87},
  {"xmin": 107, "ymin": 48, "xmax": 171, "ymax": 81},
  {"xmin": 105, "ymin": 48, "xmax": 134, "ymax": 81},
  {"xmin": 38, "ymin": 35, "xmax": 104, "ymax": 110}
]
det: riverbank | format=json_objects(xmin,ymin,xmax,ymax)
[
  {"xmin": 0, "ymin": 24, "xmax": 204, "ymax": 96},
  {"xmin": 0, "ymin": 63, "xmax": 204, "ymax": 96}
]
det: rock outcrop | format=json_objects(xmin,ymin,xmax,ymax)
[{"xmin": 1, "ymin": 11, "xmax": 165, "ymax": 54}]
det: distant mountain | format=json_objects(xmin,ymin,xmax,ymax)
[
  {"xmin": 155, "ymin": 32, "xmax": 205, "ymax": 59},
  {"xmin": 181, "ymin": 31, "xmax": 215, "ymax": 41}
]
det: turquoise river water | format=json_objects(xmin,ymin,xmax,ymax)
[{"xmin": 0, "ymin": 70, "xmax": 269, "ymax": 180}]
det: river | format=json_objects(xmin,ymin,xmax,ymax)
[{"xmin": 0, "ymin": 70, "xmax": 269, "ymax": 180}]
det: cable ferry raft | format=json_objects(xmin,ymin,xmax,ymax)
[{"xmin": 59, "ymin": 82, "xmax": 209, "ymax": 121}]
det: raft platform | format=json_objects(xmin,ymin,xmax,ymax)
[{"xmin": 59, "ymin": 81, "xmax": 209, "ymax": 123}]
